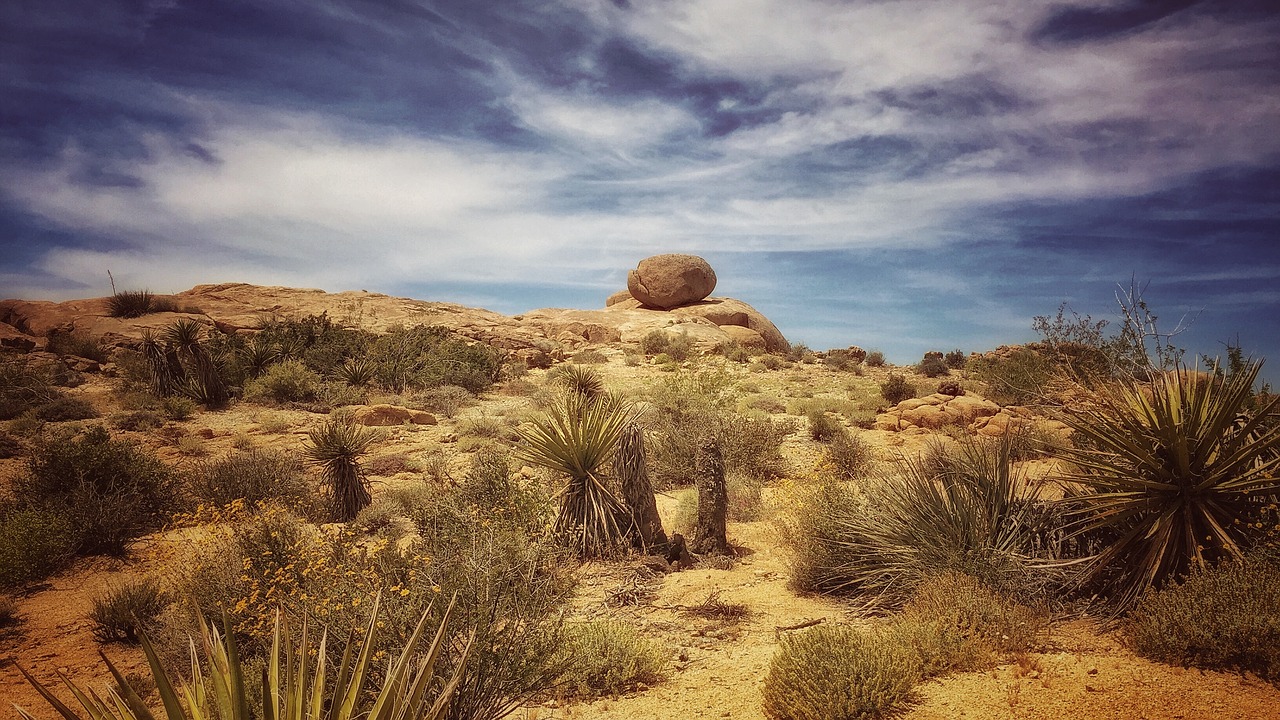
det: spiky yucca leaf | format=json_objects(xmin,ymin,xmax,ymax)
[
  {"xmin": 548, "ymin": 364, "xmax": 604, "ymax": 401},
  {"xmin": 15, "ymin": 594, "xmax": 471, "ymax": 720},
  {"xmin": 1053, "ymin": 360, "xmax": 1280, "ymax": 613},
  {"xmin": 304, "ymin": 412, "xmax": 380, "ymax": 521},
  {"xmin": 337, "ymin": 357, "xmax": 375, "ymax": 387},
  {"xmin": 108, "ymin": 290, "xmax": 154, "ymax": 319},
  {"xmin": 517, "ymin": 391, "xmax": 637, "ymax": 556},
  {"xmin": 238, "ymin": 336, "xmax": 280, "ymax": 379}
]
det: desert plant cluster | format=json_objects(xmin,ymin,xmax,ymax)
[{"xmin": 2, "ymin": 287, "xmax": 1278, "ymax": 720}]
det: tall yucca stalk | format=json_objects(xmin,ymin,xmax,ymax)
[
  {"xmin": 15, "ymin": 594, "xmax": 471, "ymax": 720},
  {"xmin": 304, "ymin": 413, "xmax": 380, "ymax": 521},
  {"xmin": 1053, "ymin": 360, "xmax": 1280, "ymax": 613},
  {"xmin": 517, "ymin": 391, "xmax": 637, "ymax": 557}
]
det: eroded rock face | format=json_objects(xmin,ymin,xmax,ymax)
[
  {"xmin": 873, "ymin": 392, "xmax": 1071, "ymax": 440},
  {"xmin": 626, "ymin": 254, "xmax": 717, "ymax": 309}
]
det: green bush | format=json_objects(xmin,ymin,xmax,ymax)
[
  {"xmin": 865, "ymin": 350, "xmax": 885, "ymax": 368},
  {"xmin": 917, "ymin": 355, "xmax": 949, "ymax": 378},
  {"xmin": 968, "ymin": 348, "xmax": 1055, "ymax": 406},
  {"xmin": 807, "ymin": 410, "xmax": 844, "ymax": 441},
  {"xmin": 243, "ymin": 358, "xmax": 323, "ymax": 404},
  {"xmin": 1126, "ymin": 551, "xmax": 1280, "ymax": 680},
  {"xmin": 945, "ymin": 349, "xmax": 967, "ymax": 369},
  {"xmin": 16, "ymin": 426, "xmax": 180, "ymax": 555},
  {"xmin": 762, "ymin": 623, "xmax": 920, "ymax": 720},
  {"xmin": 188, "ymin": 448, "xmax": 319, "ymax": 516},
  {"xmin": 45, "ymin": 331, "xmax": 108, "ymax": 362},
  {"xmin": 89, "ymin": 577, "xmax": 170, "ymax": 643},
  {"xmin": 0, "ymin": 507, "xmax": 74, "ymax": 587},
  {"xmin": 32, "ymin": 396, "xmax": 98, "ymax": 422},
  {"xmin": 367, "ymin": 325, "xmax": 502, "ymax": 393},
  {"xmin": 414, "ymin": 384, "xmax": 474, "ymax": 417},
  {"xmin": 556, "ymin": 621, "xmax": 667, "ymax": 698},
  {"xmin": 640, "ymin": 329, "xmax": 694, "ymax": 361},
  {"xmin": 879, "ymin": 374, "xmax": 914, "ymax": 405},
  {"xmin": 110, "ymin": 410, "xmax": 165, "ymax": 432}
]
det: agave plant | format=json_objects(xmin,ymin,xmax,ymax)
[
  {"xmin": 337, "ymin": 357, "xmax": 375, "ymax": 387},
  {"xmin": 547, "ymin": 363, "xmax": 604, "ymax": 401},
  {"xmin": 237, "ymin": 335, "xmax": 280, "ymax": 379},
  {"xmin": 108, "ymin": 289, "xmax": 154, "ymax": 319},
  {"xmin": 304, "ymin": 412, "xmax": 380, "ymax": 521},
  {"xmin": 1053, "ymin": 360, "xmax": 1280, "ymax": 613},
  {"xmin": 140, "ymin": 330, "xmax": 186, "ymax": 398},
  {"xmin": 517, "ymin": 391, "xmax": 637, "ymax": 556},
  {"xmin": 15, "ymin": 594, "xmax": 471, "ymax": 720}
]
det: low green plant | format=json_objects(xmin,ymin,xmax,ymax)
[
  {"xmin": 414, "ymin": 385, "xmax": 473, "ymax": 417},
  {"xmin": 16, "ymin": 426, "xmax": 180, "ymax": 556},
  {"xmin": 917, "ymin": 355, "xmax": 949, "ymax": 378},
  {"xmin": 17, "ymin": 593, "xmax": 470, "ymax": 720},
  {"xmin": 1125, "ymin": 551, "xmax": 1280, "ymax": 681},
  {"xmin": 548, "ymin": 363, "xmax": 605, "ymax": 400},
  {"xmin": 45, "ymin": 332, "xmax": 108, "ymax": 362},
  {"xmin": 807, "ymin": 410, "xmax": 843, "ymax": 441},
  {"xmin": 1053, "ymin": 360, "xmax": 1280, "ymax": 613},
  {"xmin": 335, "ymin": 356, "xmax": 375, "ymax": 387},
  {"xmin": 188, "ymin": 449, "xmax": 318, "ymax": 516},
  {"xmin": 556, "ymin": 621, "xmax": 667, "ymax": 698},
  {"xmin": 244, "ymin": 358, "xmax": 322, "ymax": 404},
  {"xmin": 823, "ymin": 431, "xmax": 872, "ymax": 481},
  {"xmin": 968, "ymin": 348, "xmax": 1055, "ymax": 406},
  {"xmin": 0, "ymin": 508, "xmax": 74, "ymax": 587},
  {"xmin": 640, "ymin": 329, "xmax": 693, "ymax": 361},
  {"xmin": 32, "ymin": 397, "xmax": 98, "ymax": 422},
  {"xmin": 110, "ymin": 410, "xmax": 165, "ymax": 432},
  {"xmin": 865, "ymin": 350, "xmax": 885, "ymax": 367},
  {"xmin": 944, "ymin": 349, "xmax": 967, "ymax": 369},
  {"xmin": 879, "ymin": 374, "xmax": 914, "ymax": 405},
  {"xmin": 762, "ymin": 623, "xmax": 919, "ymax": 720},
  {"xmin": 304, "ymin": 413, "xmax": 381, "ymax": 521},
  {"xmin": 570, "ymin": 349, "xmax": 609, "ymax": 364},
  {"xmin": 90, "ymin": 577, "xmax": 171, "ymax": 643},
  {"xmin": 161, "ymin": 396, "xmax": 197, "ymax": 421},
  {"xmin": 0, "ymin": 356, "xmax": 64, "ymax": 420}
]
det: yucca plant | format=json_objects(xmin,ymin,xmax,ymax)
[
  {"xmin": 164, "ymin": 319, "xmax": 229, "ymax": 408},
  {"xmin": 15, "ymin": 594, "xmax": 471, "ymax": 720},
  {"xmin": 548, "ymin": 364, "xmax": 604, "ymax": 401},
  {"xmin": 517, "ymin": 391, "xmax": 637, "ymax": 557},
  {"xmin": 304, "ymin": 413, "xmax": 380, "ymax": 521},
  {"xmin": 237, "ymin": 335, "xmax": 280, "ymax": 379},
  {"xmin": 790, "ymin": 434, "xmax": 1049, "ymax": 609},
  {"xmin": 1052, "ymin": 360, "xmax": 1280, "ymax": 613},
  {"xmin": 108, "ymin": 290, "xmax": 154, "ymax": 319},
  {"xmin": 337, "ymin": 357, "xmax": 375, "ymax": 387},
  {"xmin": 140, "ymin": 330, "xmax": 186, "ymax": 398}
]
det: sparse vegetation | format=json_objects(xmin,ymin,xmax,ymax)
[
  {"xmin": 189, "ymin": 448, "xmax": 318, "ymax": 516},
  {"xmin": 107, "ymin": 288, "xmax": 155, "ymax": 318},
  {"xmin": 879, "ymin": 373, "xmax": 914, "ymax": 405},
  {"xmin": 0, "ymin": 507, "xmax": 75, "ymax": 587},
  {"xmin": 865, "ymin": 350, "xmax": 885, "ymax": 367},
  {"xmin": 89, "ymin": 577, "xmax": 170, "ymax": 643},
  {"xmin": 303, "ymin": 413, "xmax": 380, "ymax": 521},
  {"xmin": 557, "ymin": 621, "xmax": 667, "ymax": 698}
]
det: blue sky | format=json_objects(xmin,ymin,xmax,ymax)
[{"xmin": 3, "ymin": 0, "xmax": 1279, "ymax": 370}]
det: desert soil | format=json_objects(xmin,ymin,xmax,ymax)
[{"xmin": 3, "ymin": 358, "xmax": 1280, "ymax": 720}]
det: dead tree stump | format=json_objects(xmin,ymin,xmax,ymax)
[
  {"xmin": 691, "ymin": 435, "xmax": 731, "ymax": 555},
  {"xmin": 614, "ymin": 422, "xmax": 667, "ymax": 551}
]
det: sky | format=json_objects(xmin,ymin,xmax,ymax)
[{"xmin": 3, "ymin": 0, "xmax": 1279, "ymax": 371}]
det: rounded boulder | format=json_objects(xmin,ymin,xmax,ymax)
[{"xmin": 626, "ymin": 254, "xmax": 717, "ymax": 309}]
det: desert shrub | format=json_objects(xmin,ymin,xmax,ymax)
[
  {"xmin": 367, "ymin": 324, "xmax": 503, "ymax": 393},
  {"xmin": 786, "ymin": 342, "xmax": 813, "ymax": 363},
  {"xmin": 557, "ymin": 621, "xmax": 667, "ymax": 698},
  {"xmin": 640, "ymin": 329, "xmax": 694, "ymax": 361},
  {"xmin": 716, "ymin": 340, "xmax": 751, "ymax": 363},
  {"xmin": 824, "ymin": 431, "xmax": 872, "ymax": 481},
  {"xmin": 414, "ymin": 384, "xmax": 474, "ymax": 417},
  {"xmin": 879, "ymin": 374, "xmax": 914, "ymax": 405},
  {"xmin": 944, "ymin": 349, "xmax": 967, "ymax": 369},
  {"xmin": 1125, "ymin": 551, "xmax": 1280, "ymax": 681},
  {"xmin": 244, "ymin": 358, "xmax": 322, "ymax": 404},
  {"xmin": 784, "ymin": 435, "xmax": 1056, "ymax": 609},
  {"xmin": 968, "ymin": 348, "xmax": 1055, "ymax": 406},
  {"xmin": 762, "ymin": 623, "xmax": 920, "ymax": 720},
  {"xmin": 757, "ymin": 354, "xmax": 784, "ymax": 371},
  {"xmin": 16, "ymin": 426, "xmax": 180, "ymax": 556},
  {"xmin": 898, "ymin": 572, "xmax": 1047, "ymax": 672},
  {"xmin": 1054, "ymin": 360, "xmax": 1280, "ymax": 613},
  {"xmin": 0, "ymin": 507, "xmax": 74, "ymax": 587},
  {"xmin": 0, "ymin": 429, "xmax": 23, "ymax": 459},
  {"xmin": 570, "ymin": 349, "xmax": 609, "ymax": 364},
  {"xmin": 304, "ymin": 413, "xmax": 380, "ymax": 521},
  {"xmin": 646, "ymin": 369, "xmax": 792, "ymax": 487},
  {"xmin": 32, "ymin": 396, "xmax": 98, "ymax": 422},
  {"xmin": 865, "ymin": 350, "xmax": 885, "ymax": 367},
  {"xmin": 917, "ymin": 355, "xmax": 949, "ymax": 378},
  {"xmin": 823, "ymin": 348, "xmax": 862, "ymax": 372},
  {"xmin": 45, "ymin": 331, "xmax": 107, "ymax": 362},
  {"xmin": 547, "ymin": 363, "xmax": 605, "ymax": 400},
  {"xmin": 188, "ymin": 448, "xmax": 318, "ymax": 516},
  {"xmin": 0, "ymin": 356, "xmax": 64, "ymax": 420},
  {"xmin": 110, "ymin": 409, "xmax": 165, "ymax": 432},
  {"xmin": 807, "ymin": 410, "xmax": 843, "ymax": 441},
  {"xmin": 89, "ymin": 577, "xmax": 170, "ymax": 643},
  {"xmin": 107, "ymin": 289, "xmax": 154, "ymax": 318},
  {"xmin": 744, "ymin": 395, "xmax": 786, "ymax": 414},
  {"xmin": 160, "ymin": 395, "xmax": 197, "ymax": 421}
]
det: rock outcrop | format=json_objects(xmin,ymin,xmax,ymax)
[
  {"xmin": 626, "ymin": 254, "xmax": 717, "ymax": 309},
  {"xmin": 873, "ymin": 392, "xmax": 1071, "ymax": 440}
]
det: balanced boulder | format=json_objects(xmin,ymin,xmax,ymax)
[{"xmin": 626, "ymin": 254, "xmax": 716, "ymax": 309}]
